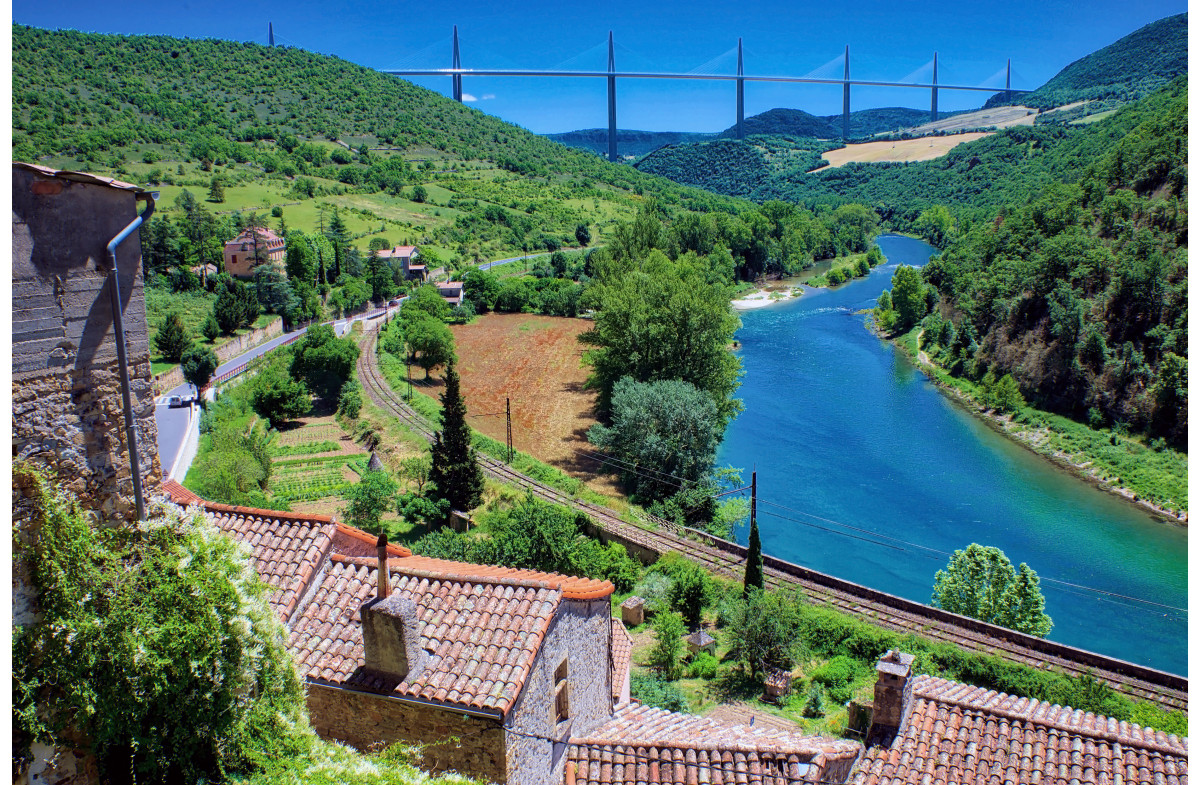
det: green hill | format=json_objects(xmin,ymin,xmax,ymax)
[
  {"xmin": 717, "ymin": 108, "xmax": 840, "ymax": 139},
  {"xmin": 987, "ymin": 13, "xmax": 1187, "ymax": 109},
  {"xmin": 544, "ymin": 129, "xmax": 716, "ymax": 158},
  {"xmin": 635, "ymin": 135, "xmax": 838, "ymax": 195},
  {"xmin": 11, "ymin": 25, "xmax": 742, "ymax": 262}
]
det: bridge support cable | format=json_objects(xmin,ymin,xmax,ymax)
[
  {"xmin": 607, "ymin": 31, "xmax": 618, "ymax": 161},
  {"xmin": 842, "ymin": 45, "xmax": 850, "ymax": 139}
]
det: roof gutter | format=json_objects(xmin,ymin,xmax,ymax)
[
  {"xmin": 105, "ymin": 191, "xmax": 156, "ymax": 521},
  {"xmin": 310, "ymin": 679, "xmax": 505, "ymax": 722}
]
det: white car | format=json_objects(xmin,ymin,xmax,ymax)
[{"xmin": 165, "ymin": 395, "xmax": 187, "ymax": 408}]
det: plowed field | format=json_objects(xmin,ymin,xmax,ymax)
[{"xmin": 442, "ymin": 313, "xmax": 621, "ymax": 496}]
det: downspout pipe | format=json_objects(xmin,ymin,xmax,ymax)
[{"xmin": 106, "ymin": 192, "xmax": 156, "ymax": 521}]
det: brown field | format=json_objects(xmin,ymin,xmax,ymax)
[
  {"xmin": 442, "ymin": 312, "xmax": 621, "ymax": 495},
  {"xmin": 820, "ymin": 132, "xmax": 993, "ymax": 167}
]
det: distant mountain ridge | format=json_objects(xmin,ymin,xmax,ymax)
[{"xmin": 986, "ymin": 13, "xmax": 1187, "ymax": 109}]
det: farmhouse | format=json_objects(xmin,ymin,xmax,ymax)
[
  {"xmin": 223, "ymin": 226, "xmax": 285, "ymax": 277},
  {"xmin": 378, "ymin": 244, "xmax": 426, "ymax": 281},
  {"xmin": 437, "ymin": 280, "xmax": 465, "ymax": 306}
]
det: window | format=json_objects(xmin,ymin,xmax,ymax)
[
  {"xmin": 231, "ymin": 255, "xmax": 237, "ymax": 264},
  {"xmin": 554, "ymin": 659, "xmax": 569, "ymax": 724}
]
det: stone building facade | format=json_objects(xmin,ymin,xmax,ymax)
[{"xmin": 12, "ymin": 163, "xmax": 162, "ymax": 521}]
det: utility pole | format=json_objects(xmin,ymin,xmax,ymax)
[
  {"xmin": 506, "ymin": 397, "xmax": 513, "ymax": 463},
  {"xmin": 407, "ymin": 361, "xmax": 412, "ymax": 403}
]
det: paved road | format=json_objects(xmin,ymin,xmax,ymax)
[{"xmin": 154, "ymin": 302, "xmax": 403, "ymax": 480}]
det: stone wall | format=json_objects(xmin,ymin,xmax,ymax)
[
  {"xmin": 506, "ymin": 597, "xmax": 613, "ymax": 785},
  {"xmin": 12, "ymin": 165, "xmax": 161, "ymax": 524},
  {"xmin": 152, "ymin": 316, "xmax": 283, "ymax": 393},
  {"xmin": 306, "ymin": 683, "xmax": 507, "ymax": 782}
]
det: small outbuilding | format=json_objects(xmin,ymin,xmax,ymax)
[
  {"xmin": 685, "ymin": 629, "xmax": 717, "ymax": 658},
  {"xmin": 763, "ymin": 666, "xmax": 793, "ymax": 702}
]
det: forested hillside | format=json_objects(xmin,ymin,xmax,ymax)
[
  {"xmin": 906, "ymin": 83, "xmax": 1187, "ymax": 447},
  {"xmin": 11, "ymin": 25, "xmax": 743, "ymax": 267},
  {"xmin": 636, "ymin": 136, "xmax": 837, "ymax": 196},
  {"xmin": 986, "ymin": 13, "xmax": 1187, "ymax": 110}
]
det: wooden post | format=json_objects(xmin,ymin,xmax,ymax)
[{"xmin": 506, "ymin": 397, "xmax": 513, "ymax": 463}]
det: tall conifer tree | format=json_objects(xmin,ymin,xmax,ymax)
[
  {"xmin": 744, "ymin": 517, "xmax": 763, "ymax": 596},
  {"xmin": 429, "ymin": 359, "xmax": 484, "ymax": 515}
]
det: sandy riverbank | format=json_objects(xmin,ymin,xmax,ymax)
[{"xmin": 731, "ymin": 286, "xmax": 803, "ymax": 310}]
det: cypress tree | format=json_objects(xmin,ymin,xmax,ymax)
[
  {"xmin": 744, "ymin": 516, "xmax": 764, "ymax": 596},
  {"xmin": 429, "ymin": 359, "xmax": 484, "ymax": 515}
]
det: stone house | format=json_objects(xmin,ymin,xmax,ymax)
[
  {"xmin": 162, "ymin": 480, "xmax": 863, "ymax": 785},
  {"xmin": 13, "ymin": 162, "xmax": 165, "ymax": 785},
  {"xmin": 223, "ymin": 226, "xmax": 285, "ymax": 278},
  {"xmin": 437, "ymin": 280, "xmax": 465, "ymax": 307},
  {"xmin": 854, "ymin": 650, "xmax": 1189, "ymax": 784},
  {"xmin": 378, "ymin": 244, "xmax": 426, "ymax": 281}
]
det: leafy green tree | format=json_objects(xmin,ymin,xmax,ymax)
[
  {"xmin": 248, "ymin": 357, "xmax": 310, "ymax": 427},
  {"xmin": 154, "ymin": 311, "xmax": 193, "ymax": 363},
  {"xmin": 366, "ymin": 250, "xmax": 397, "ymax": 302},
  {"xmin": 180, "ymin": 345, "xmax": 219, "ymax": 391},
  {"xmin": 403, "ymin": 283, "xmax": 452, "ymax": 322},
  {"xmin": 889, "ymin": 265, "xmax": 927, "ymax": 331},
  {"xmin": 629, "ymin": 673, "xmax": 687, "ymax": 711},
  {"xmin": 648, "ymin": 611, "xmax": 685, "ymax": 680},
  {"xmin": 410, "ymin": 184, "xmax": 428, "ymax": 203},
  {"xmin": 285, "ymin": 232, "xmax": 317, "ymax": 284},
  {"xmin": 207, "ymin": 175, "xmax": 225, "ymax": 203},
  {"xmin": 932, "ymin": 544, "xmax": 1053, "ymax": 637},
  {"xmin": 337, "ymin": 380, "xmax": 363, "ymax": 419},
  {"xmin": 405, "ymin": 314, "xmax": 457, "ymax": 379},
  {"xmin": 575, "ymin": 222, "xmax": 591, "ymax": 247},
  {"xmin": 289, "ymin": 323, "xmax": 360, "ymax": 402},
  {"xmin": 310, "ymin": 234, "xmax": 336, "ymax": 286},
  {"xmin": 343, "ymin": 469, "xmax": 399, "ymax": 532},
  {"xmin": 725, "ymin": 588, "xmax": 804, "ymax": 679},
  {"xmin": 428, "ymin": 359, "xmax": 484, "ymax": 514},
  {"xmin": 802, "ymin": 682, "xmax": 827, "ymax": 718},
  {"xmin": 254, "ymin": 263, "xmax": 299, "ymax": 317},
  {"xmin": 668, "ymin": 561, "xmax": 714, "ymax": 629},
  {"xmin": 462, "ymin": 268, "xmax": 501, "ymax": 313},
  {"xmin": 990, "ymin": 373, "xmax": 1025, "ymax": 413},
  {"xmin": 582, "ymin": 251, "xmax": 742, "ymax": 425},
  {"xmin": 326, "ymin": 210, "xmax": 350, "ymax": 280},
  {"xmin": 587, "ymin": 377, "xmax": 721, "ymax": 501}
]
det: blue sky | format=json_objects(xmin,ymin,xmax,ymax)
[{"xmin": 10, "ymin": 0, "xmax": 1187, "ymax": 133}]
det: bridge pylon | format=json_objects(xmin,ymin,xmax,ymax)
[
  {"xmin": 736, "ymin": 38, "xmax": 745, "ymax": 140},
  {"xmin": 452, "ymin": 26, "xmax": 463, "ymax": 103},
  {"xmin": 607, "ymin": 32, "xmax": 618, "ymax": 162},
  {"xmin": 842, "ymin": 45, "xmax": 850, "ymax": 140},
  {"xmin": 931, "ymin": 51, "xmax": 938, "ymax": 122}
]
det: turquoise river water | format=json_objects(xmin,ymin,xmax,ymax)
[{"xmin": 716, "ymin": 235, "xmax": 1187, "ymax": 675}]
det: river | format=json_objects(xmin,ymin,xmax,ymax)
[{"xmin": 716, "ymin": 235, "xmax": 1188, "ymax": 676}]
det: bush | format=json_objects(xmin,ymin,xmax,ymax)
[
  {"xmin": 337, "ymin": 380, "xmax": 363, "ymax": 419},
  {"xmin": 630, "ymin": 673, "xmax": 687, "ymax": 712},
  {"xmin": 810, "ymin": 655, "xmax": 865, "ymax": 703},
  {"xmin": 649, "ymin": 611, "xmax": 686, "ymax": 680},
  {"xmin": 154, "ymin": 311, "xmax": 193, "ymax": 363},
  {"xmin": 687, "ymin": 652, "xmax": 720, "ymax": 680},
  {"xmin": 802, "ymin": 682, "xmax": 827, "ymax": 718}
]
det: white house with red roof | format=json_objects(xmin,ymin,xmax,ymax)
[{"xmin": 378, "ymin": 245, "xmax": 426, "ymax": 281}]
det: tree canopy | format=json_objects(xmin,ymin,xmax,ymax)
[
  {"xmin": 288, "ymin": 323, "xmax": 359, "ymax": 402},
  {"xmin": 931, "ymin": 543, "xmax": 1053, "ymax": 637},
  {"xmin": 428, "ymin": 359, "xmax": 484, "ymax": 514}
]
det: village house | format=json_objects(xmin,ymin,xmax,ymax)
[
  {"xmin": 437, "ymin": 280, "xmax": 465, "ymax": 307},
  {"xmin": 378, "ymin": 244, "xmax": 426, "ymax": 281},
  {"xmin": 223, "ymin": 226, "xmax": 285, "ymax": 278},
  {"xmin": 161, "ymin": 480, "xmax": 864, "ymax": 785},
  {"xmin": 853, "ymin": 650, "xmax": 1189, "ymax": 784}
]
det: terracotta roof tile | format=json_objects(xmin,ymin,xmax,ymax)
[
  {"xmin": 289, "ymin": 554, "xmax": 561, "ymax": 715},
  {"xmin": 852, "ymin": 675, "xmax": 1188, "ymax": 785},
  {"xmin": 569, "ymin": 703, "xmax": 862, "ymax": 785},
  {"xmin": 610, "ymin": 620, "xmax": 632, "ymax": 705}
]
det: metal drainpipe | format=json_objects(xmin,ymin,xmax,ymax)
[{"xmin": 105, "ymin": 191, "xmax": 156, "ymax": 521}]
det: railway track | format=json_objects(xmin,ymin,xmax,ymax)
[{"xmin": 358, "ymin": 328, "xmax": 1188, "ymax": 713}]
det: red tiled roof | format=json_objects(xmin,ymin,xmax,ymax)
[
  {"xmin": 226, "ymin": 227, "xmax": 285, "ymax": 249},
  {"xmin": 852, "ymin": 675, "xmax": 1189, "ymax": 785},
  {"xmin": 378, "ymin": 245, "xmax": 418, "ymax": 259},
  {"xmin": 611, "ymin": 620, "xmax": 632, "ymax": 705},
  {"xmin": 568, "ymin": 703, "xmax": 862, "ymax": 785},
  {"xmin": 288, "ymin": 554, "xmax": 561, "ymax": 716}
]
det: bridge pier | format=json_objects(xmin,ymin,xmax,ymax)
[
  {"xmin": 931, "ymin": 51, "xmax": 938, "ymax": 122},
  {"xmin": 842, "ymin": 45, "xmax": 850, "ymax": 140},
  {"xmin": 452, "ymin": 25, "xmax": 463, "ymax": 103},
  {"xmin": 608, "ymin": 31, "xmax": 618, "ymax": 162},
  {"xmin": 736, "ymin": 38, "xmax": 745, "ymax": 140},
  {"xmin": 1005, "ymin": 58, "xmax": 1011, "ymax": 103}
]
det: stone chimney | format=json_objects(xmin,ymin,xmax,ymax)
[
  {"xmin": 360, "ymin": 533, "xmax": 424, "ymax": 682},
  {"xmin": 867, "ymin": 649, "xmax": 914, "ymax": 744}
]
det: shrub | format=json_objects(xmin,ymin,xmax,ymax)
[
  {"xmin": 154, "ymin": 310, "xmax": 193, "ymax": 362},
  {"xmin": 649, "ymin": 611, "xmax": 686, "ymax": 680},
  {"xmin": 810, "ymin": 655, "xmax": 865, "ymax": 703},
  {"xmin": 802, "ymin": 682, "xmax": 827, "ymax": 718},
  {"xmin": 337, "ymin": 380, "xmax": 363, "ymax": 419},
  {"xmin": 687, "ymin": 652, "xmax": 720, "ymax": 680},
  {"xmin": 630, "ymin": 673, "xmax": 687, "ymax": 712}
]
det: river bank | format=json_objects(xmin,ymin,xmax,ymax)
[{"xmin": 892, "ymin": 326, "xmax": 1187, "ymax": 525}]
